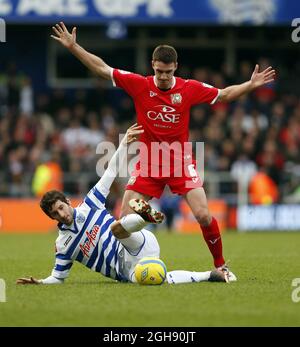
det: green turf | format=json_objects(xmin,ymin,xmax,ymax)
[{"xmin": 0, "ymin": 231, "xmax": 300, "ymax": 327}]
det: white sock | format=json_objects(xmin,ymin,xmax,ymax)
[
  {"xmin": 167, "ymin": 270, "xmax": 211, "ymax": 284},
  {"xmin": 118, "ymin": 231, "xmax": 145, "ymax": 252},
  {"xmin": 120, "ymin": 214, "xmax": 147, "ymax": 233}
]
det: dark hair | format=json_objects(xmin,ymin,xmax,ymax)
[
  {"xmin": 40, "ymin": 190, "xmax": 68, "ymax": 218},
  {"xmin": 152, "ymin": 45, "xmax": 178, "ymax": 64}
]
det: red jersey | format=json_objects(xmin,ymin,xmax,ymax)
[{"xmin": 112, "ymin": 69, "xmax": 220, "ymax": 174}]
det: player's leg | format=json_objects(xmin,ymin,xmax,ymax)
[
  {"xmin": 110, "ymin": 217, "xmax": 148, "ymax": 254},
  {"xmin": 166, "ymin": 269, "xmax": 228, "ymax": 284},
  {"xmin": 128, "ymin": 199, "xmax": 164, "ymax": 223},
  {"xmin": 184, "ymin": 187, "xmax": 225, "ymax": 268},
  {"xmin": 115, "ymin": 213, "xmax": 229, "ymax": 284},
  {"xmin": 120, "ymin": 174, "xmax": 165, "ymax": 217},
  {"xmin": 122, "ymin": 201, "xmax": 229, "ymax": 284},
  {"xmin": 168, "ymin": 172, "xmax": 226, "ymax": 269},
  {"xmin": 169, "ymin": 165, "xmax": 237, "ymax": 281},
  {"xmin": 127, "ymin": 229, "xmax": 161, "ymax": 282},
  {"xmin": 126, "ymin": 235, "xmax": 228, "ymax": 284},
  {"xmin": 119, "ymin": 190, "xmax": 152, "ymax": 217},
  {"xmin": 111, "ymin": 200, "xmax": 164, "ymax": 255}
]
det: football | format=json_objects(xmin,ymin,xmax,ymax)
[{"xmin": 134, "ymin": 257, "xmax": 167, "ymax": 285}]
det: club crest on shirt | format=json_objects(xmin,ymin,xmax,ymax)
[
  {"xmin": 127, "ymin": 176, "xmax": 136, "ymax": 185},
  {"xmin": 76, "ymin": 213, "xmax": 86, "ymax": 224},
  {"xmin": 171, "ymin": 93, "xmax": 182, "ymax": 104}
]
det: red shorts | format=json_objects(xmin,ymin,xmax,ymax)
[{"xmin": 125, "ymin": 161, "xmax": 203, "ymax": 199}]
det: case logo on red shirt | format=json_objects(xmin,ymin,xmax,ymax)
[{"xmin": 147, "ymin": 105, "xmax": 180, "ymax": 124}]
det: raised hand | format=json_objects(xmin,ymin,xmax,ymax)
[
  {"xmin": 126, "ymin": 123, "xmax": 144, "ymax": 144},
  {"xmin": 250, "ymin": 64, "xmax": 276, "ymax": 89},
  {"xmin": 51, "ymin": 22, "xmax": 77, "ymax": 49},
  {"xmin": 16, "ymin": 276, "xmax": 41, "ymax": 285},
  {"xmin": 123, "ymin": 123, "xmax": 144, "ymax": 145}
]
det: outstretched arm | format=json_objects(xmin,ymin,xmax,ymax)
[
  {"xmin": 96, "ymin": 124, "xmax": 144, "ymax": 194},
  {"xmin": 16, "ymin": 252, "xmax": 73, "ymax": 285},
  {"xmin": 218, "ymin": 64, "xmax": 276, "ymax": 103},
  {"xmin": 84, "ymin": 124, "xmax": 143, "ymax": 208},
  {"xmin": 51, "ymin": 22, "xmax": 112, "ymax": 80}
]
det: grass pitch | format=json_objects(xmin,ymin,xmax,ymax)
[{"xmin": 0, "ymin": 231, "xmax": 299, "ymax": 327}]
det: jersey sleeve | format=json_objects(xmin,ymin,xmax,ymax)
[
  {"xmin": 112, "ymin": 68, "xmax": 147, "ymax": 97},
  {"xmin": 41, "ymin": 275, "xmax": 64, "ymax": 284},
  {"xmin": 51, "ymin": 249, "xmax": 73, "ymax": 280},
  {"xmin": 188, "ymin": 80, "xmax": 220, "ymax": 105},
  {"xmin": 84, "ymin": 183, "xmax": 108, "ymax": 210}
]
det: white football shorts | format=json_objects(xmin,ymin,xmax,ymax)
[{"xmin": 117, "ymin": 229, "xmax": 160, "ymax": 282}]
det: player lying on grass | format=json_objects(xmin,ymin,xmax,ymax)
[{"xmin": 16, "ymin": 124, "xmax": 234, "ymax": 285}]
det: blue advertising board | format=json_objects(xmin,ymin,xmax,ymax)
[{"xmin": 0, "ymin": 0, "xmax": 298, "ymax": 25}]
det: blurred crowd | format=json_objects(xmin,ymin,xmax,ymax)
[{"xmin": 0, "ymin": 59, "xmax": 300, "ymax": 205}]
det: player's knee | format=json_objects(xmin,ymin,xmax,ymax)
[
  {"xmin": 111, "ymin": 221, "xmax": 130, "ymax": 239},
  {"xmin": 194, "ymin": 208, "xmax": 211, "ymax": 226}
]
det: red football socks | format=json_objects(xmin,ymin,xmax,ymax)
[{"xmin": 200, "ymin": 217, "xmax": 225, "ymax": 268}]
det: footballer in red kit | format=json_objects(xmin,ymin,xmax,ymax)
[
  {"xmin": 51, "ymin": 22, "xmax": 275, "ymax": 276},
  {"xmin": 112, "ymin": 69, "xmax": 219, "ymax": 198}
]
